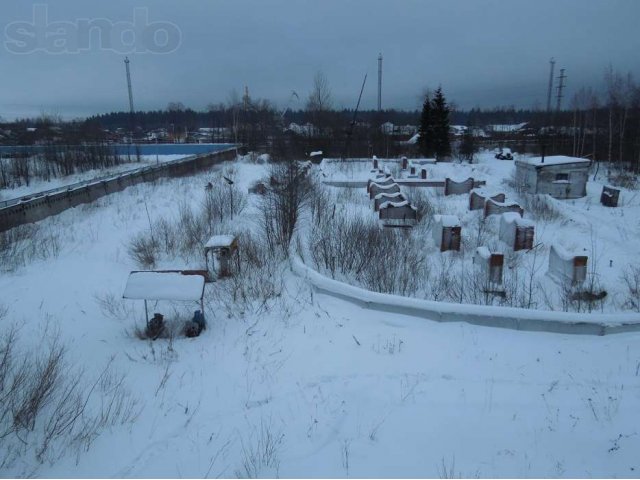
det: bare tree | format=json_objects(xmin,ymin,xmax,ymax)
[{"xmin": 306, "ymin": 71, "xmax": 333, "ymax": 135}]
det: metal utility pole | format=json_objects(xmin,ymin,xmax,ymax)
[
  {"xmin": 556, "ymin": 68, "xmax": 567, "ymax": 113},
  {"xmin": 377, "ymin": 53, "xmax": 383, "ymax": 111},
  {"xmin": 546, "ymin": 57, "xmax": 555, "ymax": 113},
  {"xmin": 124, "ymin": 57, "xmax": 135, "ymax": 142}
]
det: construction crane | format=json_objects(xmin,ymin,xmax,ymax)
[
  {"xmin": 341, "ymin": 73, "xmax": 368, "ymax": 160},
  {"xmin": 124, "ymin": 57, "xmax": 135, "ymax": 142},
  {"xmin": 280, "ymin": 90, "xmax": 299, "ymax": 123}
]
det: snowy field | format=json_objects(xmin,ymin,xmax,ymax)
[
  {"xmin": 317, "ymin": 152, "xmax": 640, "ymax": 314},
  {"xmin": 0, "ymin": 154, "xmax": 190, "ymax": 201},
  {"xmin": 0, "ymin": 156, "xmax": 640, "ymax": 477}
]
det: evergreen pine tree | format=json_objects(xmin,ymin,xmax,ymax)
[
  {"xmin": 431, "ymin": 87, "xmax": 451, "ymax": 161},
  {"xmin": 418, "ymin": 94, "xmax": 434, "ymax": 157}
]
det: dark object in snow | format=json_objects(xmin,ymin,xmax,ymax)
[
  {"xmin": 192, "ymin": 309, "xmax": 206, "ymax": 331},
  {"xmin": 248, "ymin": 182, "xmax": 267, "ymax": 195},
  {"xmin": 571, "ymin": 290, "xmax": 607, "ymax": 302},
  {"xmin": 146, "ymin": 313, "xmax": 165, "ymax": 339},
  {"xmin": 421, "ymin": 168, "xmax": 427, "ymax": 179},
  {"xmin": 600, "ymin": 185, "xmax": 620, "ymax": 207},
  {"xmin": 495, "ymin": 150, "xmax": 513, "ymax": 160},
  {"xmin": 205, "ymin": 182, "xmax": 213, "ymax": 190},
  {"xmin": 184, "ymin": 321, "xmax": 201, "ymax": 338},
  {"xmin": 401, "ymin": 156, "xmax": 408, "ymax": 170}
]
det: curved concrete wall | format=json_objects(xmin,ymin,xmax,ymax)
[{"xmin": 290, "ymin": 257, "xmax": 640, "ymax": 336}]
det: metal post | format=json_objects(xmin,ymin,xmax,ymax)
[
  {"xmin": 144, "ymin": 299, "xmax": 149, "ymax": 328},
  {"xmin": 377, "ymin": 53, "xmax": 383, "ymax": 112}
]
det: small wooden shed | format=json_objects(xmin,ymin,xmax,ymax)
[
  {"xmin": 499, "ymin": 212, "xmax": 535, "ymax": 251},
  {"xmin": 548, "ymin": 244, "xmax": 588, "ymax": 286},
  {"xmin": 378, "ymin": 200, "xmax": 418, "ymax": 228},
  {"xmin": 444, "ymin": 177, "xmax": 475, "ymax": 196},
  {"xmin": 432, "ymin": 214, "xmax": 461, "ymax": 252},
  {"xmin": 204, "ymin": 234, "xmax": 238, "ymax": 278},
  {"xmin": 514, "ymin": 156, "xmax": 590, "ymax": 199}
]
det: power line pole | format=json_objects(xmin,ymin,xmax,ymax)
[
  {"xmin": 124, "ymin": 57, "xmax": 135, "ymax": 142},
  {"xmin": 377, "ymin": 53, "xmax": 383, "ymax": 112},
  {"xmin": 546, "ymin": 57, "xmax": 555, "ymax": 114},
  {"xmin": 556, "ymin": 68, "xmax": 567, "ymax": 113}
]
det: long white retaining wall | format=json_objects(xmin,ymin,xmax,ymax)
[{"xmin": 290, "ymin": 257, "xmax": 640, "ymax": 336}]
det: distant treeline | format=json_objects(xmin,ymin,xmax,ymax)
[{"xmin": 85, "ymin": 107, "xmax": 573, "ymax": 131}]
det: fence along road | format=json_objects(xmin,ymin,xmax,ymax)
[{"xmin": 0, "ymin": 146, "xmax": 237, "ymax": 232}]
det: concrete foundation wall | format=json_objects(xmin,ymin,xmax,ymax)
[{"xmin": 0, "ymin": 148, "xmax": 236, "ymax": 232}]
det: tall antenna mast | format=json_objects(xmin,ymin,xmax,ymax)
[
  {"xmin": 546, "ymin": 57, "xmax": 555, "ymax": 113},
  {"xmin": 377, "ymin": 53, "xmax": 383, "ymax": 112},
  {"xmin": 556, "ymin": 68, "xmax": 567, "ymax": 112},
  {"xmin": 124, "ymin": 57, "xmax": 135, "ymax": 140}
]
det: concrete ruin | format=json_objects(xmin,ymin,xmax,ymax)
[
  {"xmin": 548, "ymin": 244, "xmax": 588, "ymax": 286},
  {"xmin": 483, "ymin": 198, "xmax": 524, "ymax": 218},
  {"xmin": 432, "ymin": 214, "xmax": 462, "ymax": 252},
  {"xmin": 469, "ymin": 189, "xmax": 506, "ymax": 210},
  {"xmin": 499, "ymin": 212, "xmax": 535, "ymax": 251},
  {"xmin": 444, "ymin": 177, "xmax": 475, "ymax": 196}
]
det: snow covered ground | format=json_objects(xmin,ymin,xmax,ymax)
[
  {"xmin": 1, "ymin": 156, "xmax": 640, "ymax": 477},
  {"xmin": 318, "ymin": 152, "xmax": 640, "ymax": 314},
  {"xmin": 0, "ymin": 154, "xmax": 189, "ymax": 202}
]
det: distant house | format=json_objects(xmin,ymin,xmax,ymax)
[
  {"xmin": 514, "ymin": 155, "xmax": 591, "ymax": 199},
  {"xmin": 380, "ymin": 122, "xmax": 418, "ymax": 136},
  {"xmin": 486, "ymin": 122, "xmax": 528, "ymax": 134}
]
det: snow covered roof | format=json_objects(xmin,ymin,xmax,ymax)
[
  {"xmin": 434, "ymin": 214, "xmax": 460, "ymax": 227},
  {"xmin": 370, "ymin": 182, "xmax": 399, "ymax": 191},
  {"xmin": 406, "ymin": 133, "xmax": 420, "ymax": 144},
  {"xmin": 123, "ymin": 271, "xmax": 205, "ymax": 301},
  {"xmin": 374, "ymin": 191, "xmax": 405, "ymax": 201},
  {"xmin": 379, "ymin": 200, "xmax": 416, "ymax": 210},
  {"xmin": 487, "ymin": 122, "xmax": 528, "ymax": 132},
  {"xmin": 205, "ymin": 234, "xmax": 236, "ymax": 249},
  {"xmin": 501, "ymin": 212, "xmax": 535, "ymax": 227},
  {"xmin": 310, "ymin": 151, "xmax": 323, "ymax": 157},
  {"xmin": 517, "ymin": 155, "xmax": 590, "ymax": 167},
  {"xmin": 475, "ymin": 246, "xmax": 492, "ymax": 259}
]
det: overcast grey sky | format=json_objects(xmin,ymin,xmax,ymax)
[{"xmin": 0, "ymin": 0, "xmax": 638, "ymax": 119}]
